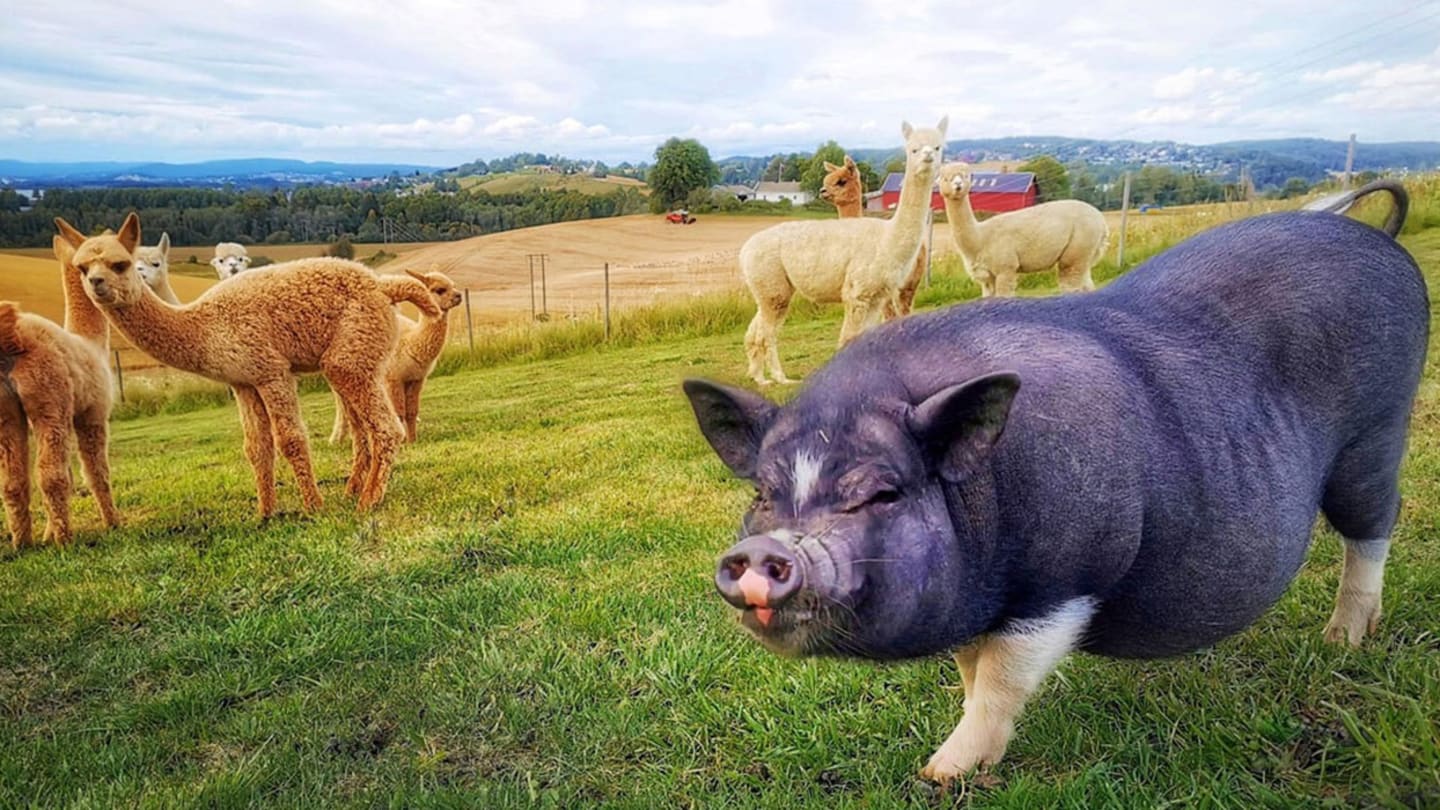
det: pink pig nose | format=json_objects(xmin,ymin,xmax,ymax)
[{"xmin": 716, "ymin": 535, "xmax": 802, "ymax": 619}]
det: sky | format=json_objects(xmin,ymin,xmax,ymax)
[{"xmin": 1, "ymin": 0, "xmax": 1437, "ymax": 166}]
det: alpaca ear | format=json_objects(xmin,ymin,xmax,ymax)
[
  {"xmin": 52, "ymin": 234, "xmax": 75, "ymax": 265},
  {"xmin": 936, "ymin": 116, "xmax": 949, "ymax": 137},
  {"xmin": 844, "ymin": 155, "xmax": 856, "ymax": 169},
  {"xmin": 823, "ymin": 161, "xmax": 839, "ymax": 172},
  {"xmin": 210, "ymin": 256, "xmax": 224, "ymax": 270},
  {"xmin": 54, "ymin": 217, "xmax": 87, "ymax": 248},
  {"xmin": 158, "ymin": 232, "xmax": 170, "ymax": 256},
  {"xmin": 901, "ymin": 121, "xmax": 914, "ymax": 139},
  {"xmin": 116, "ymin": 212, "xmax": 141, "ymax": 253},
  {"xmin": 405, "ymin": 268, "xmax": 428, "ymax": 283}
]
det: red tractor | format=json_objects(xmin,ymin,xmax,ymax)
[{"xmin": 665, "ymin": 209, "xmax": 697, "ymax": 225}]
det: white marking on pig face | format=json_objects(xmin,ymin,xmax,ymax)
[{"xmin": 792, "ymin": 451, "xmax": 824, "ymax": 513}]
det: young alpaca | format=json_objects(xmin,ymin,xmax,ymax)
[
  {"xmin": 820, "ymin": 155, "xmax": 928, "ymax": 318},
  {"xmin": 740, "ymin": 118, "xmax": 946, "ymax": 385},
  {"xmin": 0, "ymin": 237, "xmax": 119, "ymax": 547},
  {"xmin": 211, "ymin": 242, "xmax": 252, "ymax": 280},
  {"xmin": 133, "ymin": 231, "xmax": 181, "ymax": 304},
  {"xmin": 330, "ymin": 268, "xmax": 464, "ymax": 445},
  {"xmin": 938, "ymin": 162, "xmax": 1108, "ymax": 297},
  {"xmin": 56, "ymin": 214, "xmax": 440, "ymax": 516}
]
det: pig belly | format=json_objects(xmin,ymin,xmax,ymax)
[{"xmin": 1079, "ymin": 525, "xmax": 1314, "ymax": 659}]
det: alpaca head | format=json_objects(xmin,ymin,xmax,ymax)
[
  {"xmin": 54, "ymin": 213, "xmax": 148, "ymax": 308},
  {"xmin": 899, "ymin": 117, "xmax": 948, "ymax": 181},
  {"xmin": 938, "ymin": 162, "xmax": 974, "ymax": 200},
  {"xmin": 132, "ymin": 232, "xmax": 171, "ymax": 293},
  {"xmin": 406, "ymin": 267, "xmax": 464, "ymax": 313},
  {"xmin": 211, "ymin": 242, "xmax": 252, "ymax": 280},
  {"xmin": 820, "ymin": 156, "xmax": 863, "ymax": 207}
]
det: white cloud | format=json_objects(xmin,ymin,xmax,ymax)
[{"xmin": 0, "ymin": 1, "xmax": 1432, "ymax": 163}]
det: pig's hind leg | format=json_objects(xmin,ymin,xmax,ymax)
[
  {"xmin": 1320, "ymin": 423, "xmax": 1407, "ymax": 647},
  {"xmin": 920, "ymin": 598, "xmax": 1096, "ymax": 785}
]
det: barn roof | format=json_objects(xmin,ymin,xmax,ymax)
[{"xmin": 880, "ymin": 172, "xmax": 1035, "ymax": 194}]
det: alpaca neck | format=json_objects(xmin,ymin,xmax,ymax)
[
  {"xmin": 62, "ymin": 264, "xmax": 109, "ymax": 349},
  {"xmin": 833, "ymin": 196, "xmax": 863, "ymax": 218},
  {"xmin": 944, "ymin": 192, "xmax": 983, "ymax": 258},
  {"xmin": 405, "ymin": 311, "xmax": 450, "ymax": 367},
  {"xmin": 101, "ymin": 291, "xmax": 210, "ymax": 378},
  {"xmin": 152, "ymin": 275, "xmax": 181, "ymax": 306},
  {"xmin": 880, "ymin": 164, "xmax": 936, "ymax": 253}
]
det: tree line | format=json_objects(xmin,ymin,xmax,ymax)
[{"xmin": 0, "ymin": 183, "xmax": 649, "ymax": 248}]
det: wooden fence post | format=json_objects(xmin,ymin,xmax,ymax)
[
  {"xmin": 464, "ymin": 288, "xmax": 475, "ymax": 351},
  {"xmin": 603, "ymin": 262, "xmax": 611, "ymax": 341},
  {"xmin": 112, "ymin": 350, "xmax": 125, "ymax": 403}
]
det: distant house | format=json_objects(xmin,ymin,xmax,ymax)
[
  {"xmin": 753, "ymin": 181, "xmax": 812, "ymax": 205},
  {"xmin": 879, "ymin": 172, "xmax": 1037, "ymax": 213},
  {"xmin": 713, "ymin": 184, "xmax": 754, "ymax": 202}
]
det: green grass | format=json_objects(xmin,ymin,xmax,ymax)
[{"xmin": 2, "ymin": 229, "xmax": 1439, "ymax": 806}]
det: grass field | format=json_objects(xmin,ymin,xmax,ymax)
[
  {"xmin": 457, "ymin": 171, "xmax": 648, "ymax": 196},
  {"xmin": 2, "ymin": 199, "xmax": 1438, "ymax": 806}
]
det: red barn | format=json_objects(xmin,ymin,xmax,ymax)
[{"xmin": 879, "ymin": 171, "xmax": 1037, "ymax": 213}]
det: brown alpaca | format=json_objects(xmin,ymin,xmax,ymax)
[
  {"xmin": 330, "ymin": 268, "xmax": 464, "ymax": 445},
  {"xmin": 55, "ymin": 214, "xmax": 440, "ymax": 516},
  {"xmin": 0, "ymin": 236, "xmax": 119, "ymax": 548},
  {"xmin": 820, "ymin": 155, "xmax": 928, "ymax": 317}
]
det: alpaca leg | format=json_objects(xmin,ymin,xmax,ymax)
[
  {"xmin": 745, "ymin": 296, "xmax": 793, "ymax": 386},
  {"xmin": 33, "ymin": 421, "xmax": 73, "ymax": 546},
  {"xmin": 233, "ymin": 385, "xmax": 277, "ymax": 519},
  {"xmin": 73, "ymin": 414, "xmax": 119, "ymax": 530},
  {"xmin": 1057, "ymin": 261, "xmax": 1093, "ymax": 294},
  {"xmin": 350, "ymin": 376, "xmax": 402, "ymax": 510},
  {"xmin": 403, "ymin": 381, "xmax": 423, "ymax": 443},
  {"xmin": 387, "ymin": 379, "xmax": 410, "ymax": 443},
  {"xmin": 993, "ymin": 269, "xmax": 1019, "ymax": 298},
  {"xmin": 838, "ymin": 293, "xmax": 886, "ymax": 347},
  {"xmin": 0, "ymin": 416, "xmax": 31, "ymax": 549},
  {"xmin": 255, "ymin": 379, "xmax": 323, "ymax": 512},
  {"xmin": 328, "ymin": 390, "xmax": 351, "ymax": 445},
  {"xmin": 898, "ymin": 246, "xmax": 927, "ymax": 316}
]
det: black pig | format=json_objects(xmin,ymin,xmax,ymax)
[{"xmin": 685, "ymin": 182, "xmax": 1424, "ymax": 783}]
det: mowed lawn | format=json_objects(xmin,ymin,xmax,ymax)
[{"xmin": 2, "ymin": 231, "xmax": 1439, "ymax": 807}]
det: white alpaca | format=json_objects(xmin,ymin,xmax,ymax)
[
  {"xmin": 739, "ymin": 117, "xmax": 947, "ymax": 385},
  {"xmin": 937, "ymin": 163, "xmax": 1108, "ymax": 297},
  {"xmin": 132, "ymin": 232, "xmax": 182, "ymax": 304},
  {"xmin": 211, "ymin": 242, "xmax": 252, "ymax": 280}
]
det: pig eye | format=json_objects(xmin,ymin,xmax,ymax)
[{"xmin": 844, "ymin": 486, "xmax": 901, "ymax": 513}]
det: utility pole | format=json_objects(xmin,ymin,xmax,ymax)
[
  {"xmin": 1343, "ymin": 133, "xmax": 1357, "ymax": 189},
  {"xmin": 1116, "ymin": 172, "xmax": 1132, "ymax": 270}
]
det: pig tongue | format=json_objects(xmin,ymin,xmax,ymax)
[
  {"xmin": 737, "ymin": 570, "xmax": 776, "ymax": 627},
  {"xmin": 737, "ymin": 569, "xmax": 771, "ymax": 607}
]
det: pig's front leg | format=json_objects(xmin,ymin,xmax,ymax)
[{"xmin": 921, "ymin": 598, "xmax": 1096, "ymax": 785}]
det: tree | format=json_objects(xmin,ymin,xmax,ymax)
[
  {"xmin": 800, "ymin": 141, "xmax": 847, "ymax": 195},
  {"xmin": 883, "ymin": 157, "xmax": 906, "ymax": 176},
  {"xmin": 327, "ymin": 235, "xmax": 354, "ymax": 260},
  {"xmin": 648, "ymin": 138, "xmax": 719, "ymax": 212},
  {"xmin": 855, "ymin": 161, "xmax": 882, "ymax": 195},
  {"xmin": 1018, "ymin": 155, "xmax": 1071, "ymax": 203}
]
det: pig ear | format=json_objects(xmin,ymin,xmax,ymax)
[
  {"xmin": 908, "ymin": 372, "xmax": 1020, "ymax": 483},
  {"xmin": 683, "ymin": 379, "xmax": 777, "ymax": 482}
]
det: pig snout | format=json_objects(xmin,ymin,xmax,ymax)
[{"xmin": 716, "ymin": 535, "xmax": 803, "ymax": 622}]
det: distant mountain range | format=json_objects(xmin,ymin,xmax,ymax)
[
  {"xmin": 6, "ymin": 137, "xmax": 1439, "ymax": 192},
  {"xmin": 0, "ymin": 158, "xmax": 441, "ymax": 188},
  {"xmin": 721, "ymin": 137, "xmax": 1440, "ymax": 189}
]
